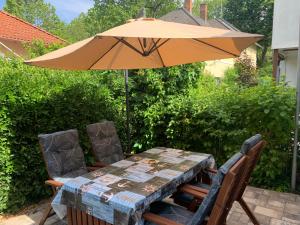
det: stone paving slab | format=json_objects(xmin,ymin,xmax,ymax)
[
  {"xmin": 227, "ymin": 186, "xmax": 300, "ymax": 225},
  {"xmin": 0, "ymin": 186, "xmax": 299, "ymax": 225}
]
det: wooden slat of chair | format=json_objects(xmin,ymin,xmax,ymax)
[
  {"xmin": 180, "ymin": 185, "xmax": 208, "ymax": 199},
  {"xmin": 76, "ymin": 209, "xmax": 82, "ymax": 225},
  {"xmin": 237, "ymin": 141, "xmax": 266, "ymax": 200},
  {"xmin": 93, "ymin": 217, "xmax": 99, "ymax": 225},
  {"xmin": 72, "ymin": 208, "xmax": 77, "ymax": 224},
  {"xmin": 234, "ymin": 141, "xmax": 266, "ymax": 225},
  {"xmin": 87, "ymin": 214, "xmax": 93, "ymax": 225},
  {"xmin": 239, "ymin": 198, "xmax": 260, "ymax": 225},
  {"xmin": 82, "ymin": 211, "xmax": 87, "ymax": 225},
  {"xmin": 67, "ymin": 208, "xmax": 73, "ymax": 225},
  {"xmin": 182, "ymin": 184, "xmax": 209, "ymax": 194},
  {"xmin": 143, "ymin": 212, "xmax": 183, "ymax": 225},
  {"xmin": 207, "ymin": 156, "xmax": 247, "ymax": 225}
]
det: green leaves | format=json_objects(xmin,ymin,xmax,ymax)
[
  {"xmin": 134, "ymin": 73, "xmax": 296, "ymax": 190},
  {"xmin": 223, "ymin": 0, "xmax": 274, "ymax": 65},
  {"xmin": 0, "ymin": 58, "xmax": 124, "ymax": 213},
  {"xmin": 0, "ymin": 56, "xmax": 296, "ymax": 212}
]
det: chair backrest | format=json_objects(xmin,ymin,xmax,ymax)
[
  {"xmin": 240, "ymin": 134, "xmax": 262, "ymax": 155},
  {"xmin": 189, "ymin": 152, "xmax": 243, "ymax": 225},
  {"xmin": 86, "ymin": 121, "xmax": 124, "ymax": 164},
  {"xmin": 207, "ymin": 156, "xmax": 247, "ymax": 225},
  {"xmin": 38, "ymin": 129, "xmax": 87, "ymax": 179},
  {"xmin": 236, "ymin": 135, "xmax": 266, "ymax": 200}
]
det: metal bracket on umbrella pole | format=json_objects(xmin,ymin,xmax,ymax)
[
  {"xmin": 292, "ymin": 20, "xmax": 300, "ymax": 191},
  {"xmin": 124, "ymin": 69, "xmax": 131, "ymax": 154}
]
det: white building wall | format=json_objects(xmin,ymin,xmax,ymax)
[
  {"xmin": 281, "ymin": 51, "xmax": 298, "ymax": 87},
  {"xmin": 272, "ymin": 0, "xmax": 300, "ymax": 86},
  {"xmin": 272, "ymin": 0, "xmax": 300, "ymax": 50}
]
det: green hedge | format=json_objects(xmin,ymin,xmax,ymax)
[
  {"xmin": 0, "ymin": 57, "xmax": 296, "ymax": 213},
  {"xmin": 0, "ymin": 59, "xmax": 125, "ymax": 212},
  {"xmin": 133, "ymin": 76, "xmax": 296, "ymax": 190}
]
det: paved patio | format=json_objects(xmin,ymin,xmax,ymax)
[{"xmin": 0, "ymin": 186, "xmax": 299, "ymax": 225}]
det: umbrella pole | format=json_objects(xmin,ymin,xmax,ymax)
[
  {"xmin": 292, "ymin": 21, "xmax": 300, "ymax": 191},
  {"xmin": 124, "ymin": 69, "xmax": 131, "ymax": 154}
]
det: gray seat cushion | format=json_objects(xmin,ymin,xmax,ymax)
[
  {"xmin": 53, "ymin": 168, "xmax": 88, "ymax": 183},
  {"xmin": 38, "ymin": 129, "xmax": 87, "ymax": 179},
  {"xmin": 87, "ymin": 121, "xmax": 124, "ymax": 164},
  {"xmin": 240, "ymin": 134, "xmax": 262, "ymax": 155},
  {"xmin": 145, "ymin": 201, "xmax": 194, "ymax": 225},
  {"xmin": 189, "ymin": 152, "xmax": 243, "ymax": 225}
]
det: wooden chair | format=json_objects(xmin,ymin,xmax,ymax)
[
  {"xmin": 87, "ymin": 120, "xmax": 130, "ymax": 165},
  {"xmin": 67, "ymin": 208, "xmax": 113, "ymax": 225},
  {"xmin": 234, "ymin": 138, "xmax": 266, "ymax": 225},
  {"xmin": 143, "ymin": 155, "xmax": 248, "ymax": 225},
  {"xmin": 38, "ymin": 129, "xmax": 103, "ymax": 225},
  {"xmin": 174, "ymin": 134, "xmax": 266, "ymax": 225}
]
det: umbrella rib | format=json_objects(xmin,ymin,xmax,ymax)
[
  {"xmin": 88, "ymin": 38, "xmax": 122, "ymax": 69},
  {"xmin": 147, "ymin": 38, "xmax": 161, "ymax": 55},
  {"xmin": 148, "ymin": 39, "xmax": 170, "ymax": 55},
  {"xmin": 193, "ymin": 38, "xmax": 239, "ymax": 57},
  {"xmin": 115, "ymin": 37, "xmax": 145, "ymax": 56},
  {"xmin": 138, "ymin": 38, "xmax": 145, "ymax": 54},
  {"xmin": 151, "ymin": 38, "xmax": 165, "ymax": 67}
]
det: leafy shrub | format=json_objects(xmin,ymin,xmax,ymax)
[
  {"xmin": 134, "ymin": 75, "xmax": 295, "ymax": 190},
  {"xmin": 0, "ymin": 58, "xmax": 124, "ymax": 212},
  {"xmin": 24, "ymin": 39, "xmax": 65, "ymax": 58},
  {"xmin": 234, "ymin": 54, "xmax": 258, "ymax": 86},
  {"xmin": 0, "ymin": 56, "xmax": 296, "ymax": 213},
  {"xmin": 129, "ymin": 63, "xmax": 204, "ymax": 150},
  {"xmin": 0, "ymin": 58, "xmax": 204, "ymax": 213}
]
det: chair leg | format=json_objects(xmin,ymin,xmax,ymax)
[
  {"xmin": 238, "ymin": 198, "xmax": 260, "ymax": 225},
  {"xmin": 39, "ymin": 201, "xmax": 53, "ymax": 225}
]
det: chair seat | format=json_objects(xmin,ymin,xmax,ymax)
[
  {"xmin": 53, "ymin": 168, "xmax": 88, "ymax": 184},
  {"xmin": 145, "ymin": 201, "xmax": 194, "ymax": 225}
]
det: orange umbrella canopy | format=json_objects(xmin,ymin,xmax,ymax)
[{"xmin": 26, "ymin": 18, "xmax": 263, "ymax": 70}]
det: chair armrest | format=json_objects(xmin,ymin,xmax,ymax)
[
  {"xmin": 180, "ymin": 185, "xmax": 208, "ymax": 199},
  {"xmin": 143, "ymin": 212, "xmax": 183, "ymax": 225},
  {"xmin": 87, "ymin": 166, "xmax": 100, "ymax": 172},
  {"xmin": 45, "ymin": 180, "xmax": 63, "ymax": 188},
  {"xmin": 206, "ymin": 168, "xmax": 218, "ymax": 174},
  {"xmin": 92, "ymin": 161, "xmax": 107, "ymax": 168},
  {"xmin": 183, "ymin": 184, "xmax": 209, "ymax": 194}
]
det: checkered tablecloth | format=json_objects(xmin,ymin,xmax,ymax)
[{"xmin": 52, "ymin": 147, "xmax": 214, "ymax": 225}]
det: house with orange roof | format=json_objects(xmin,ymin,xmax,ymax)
[{"xmin": 0, "ymin": 10, "xmax": 66, "ymax": 58}]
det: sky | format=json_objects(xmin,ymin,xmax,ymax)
[{"xmin": 0, "ymin": 0, "xmax": 94, "ymax": 23}]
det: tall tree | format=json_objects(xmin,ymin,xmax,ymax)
[
  {"xmin": 224, "ymin": 0, "xmax": 274, "ymax": 66},
  {"xmin": 144, "ymin": 0, "xmax": 182, "ymax": 18},
  {"xmin": 4, "ymin": 0, "xmax": 66, "ymax": 38},
  {"xmin": 63, "ymin": 13, "xmax": 90, "ymax": 42},
  {"xmin": 84, "ymin": 0, "xmax": 181, "ymax": 36},
  {"xmin": 193, "ymin": 0, "xmax": 227, "ymax": 19},
  {"xmin": 3, "ymin": 0, "xmax": 24, "ymax": 17}
]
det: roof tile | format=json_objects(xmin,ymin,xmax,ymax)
[{"xmin": 0, "ymin": 10, "xmax": 66, "ymax": 44}]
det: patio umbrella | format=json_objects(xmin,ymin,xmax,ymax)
[{"xmin": 25, "ymin": 18, "xmax": 263, "ymax": 152}]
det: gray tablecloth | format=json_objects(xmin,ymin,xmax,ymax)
[{"xmin": 52, "ymin": 147, "xmax": 215, "ymax": 225}]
